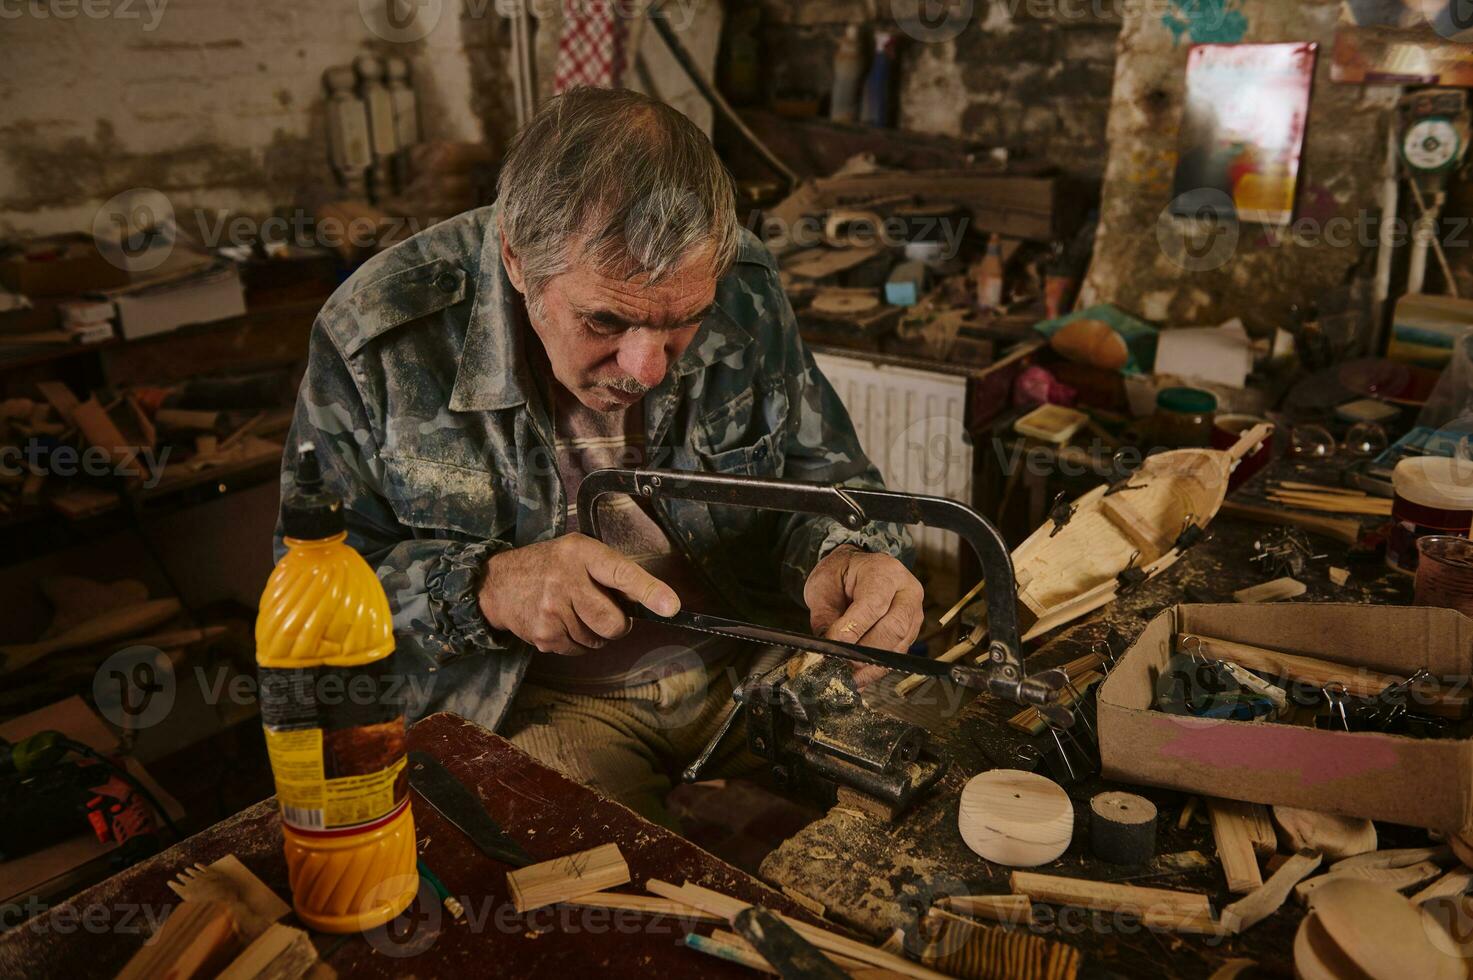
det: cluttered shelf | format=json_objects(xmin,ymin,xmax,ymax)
[{"xmin": 0, "ymin": 236, "xmax": 331, "ymax": 540}]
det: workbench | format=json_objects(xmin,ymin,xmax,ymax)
[
  {"xmin": 0, "ymin": 712, "xmax": 822, "ymax": 978},
  {"xmin": 762, "ymin": 457, "xmax": 1416, "ymax": 980}
]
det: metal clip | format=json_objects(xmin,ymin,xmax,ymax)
[
  {"xmin": 1047, "ymin": 492, "xmax": 1076, "ymax": 537},
  {"xmin": 1116, "ymin": 551, "xmax": 1148, "ymax": 593},
  {"xmin": 1322, "ymin": 682, "xmax": 1351, "ymax": 731}
]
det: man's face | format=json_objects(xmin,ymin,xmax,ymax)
[{"xmin": 505, "ymin": 236, "xmax": 717, "ymax": 413}]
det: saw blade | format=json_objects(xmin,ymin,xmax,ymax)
[{"xmin": 636, "ymin": 608, "xmax": 965, "ymax": 678}]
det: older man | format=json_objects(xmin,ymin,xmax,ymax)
[{"xmin": 278, "ymin": 87, "xmax": 923, "ymax": 826}]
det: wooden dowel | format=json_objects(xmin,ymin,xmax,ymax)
[
  {"xmin": 1218, "ymin": 500, "xmax": 1362, "ymax": 545},
  {"xmin": 1008, "ymin": 871, "xmax": 1222, "ymax": 935},
  {"xmin": 561, "ymin": 892, "xmax": 721, "ymax": 923}
]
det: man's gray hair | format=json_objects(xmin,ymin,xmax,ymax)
[{"xmin": 496, "ymin": 87, "xmax": 740, "ymax": 303}]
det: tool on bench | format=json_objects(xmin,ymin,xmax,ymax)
[
  {"xmin": 731, "ymin": 906, "xmax": 850, "ymax": 980},
  {"xmin": 577, "ymin": 468, "xmax": 1071, "ymax": 816},
  {"xmin": 408, "ymin": 750, "xmax": 535, "ymax": 867}
]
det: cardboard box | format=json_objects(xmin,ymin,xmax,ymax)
[
  {"xmin": 0, "ymin": 234, "xmax": 130, "ymax": 297},
  {"xmin": 1098, "ymin": 603, "xmax": 1473, "ymax": 831}
]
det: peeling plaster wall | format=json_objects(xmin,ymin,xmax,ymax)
[
  {"xmin": 1082, "ymin": 0, "xmax": 1398, "ymax": 333},
  {"xmin": 753, "ymin": 0, "xmax": 1121, "ymax": 176},
  {"xmin": 0, "ymin": 0, "xmax": 486, "ymax": 238}
]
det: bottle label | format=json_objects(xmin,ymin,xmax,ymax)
[{"xmin": 259, "ymin": 657, "xmax": 409, "ymax": 834}]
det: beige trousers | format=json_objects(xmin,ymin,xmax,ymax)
[{"xmin": 501, "ymin": 649, "xmax": 776, "ymax": 829}]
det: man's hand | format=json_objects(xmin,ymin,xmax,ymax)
[
  {"xmin": 803, "ymin": 544, "xmax": 924, "ymax": 688},
  {"xmin": 479, "ymin": 534, "xmax": 680, "ymax": 654}
]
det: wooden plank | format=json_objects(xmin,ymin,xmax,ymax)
[
  {"xmin": 115, "ymin": 900, "xmax": 240, "ymax": 980},
  {"xmin": 1207, "ymin": 800, "xmax": 1264, "ymax": 894},
  {"xmin": 506, "ymin": 843, "xmax": 630, "ymax": 913},
  {"xmin": 1232, "ymin": 577, "xmax": 1307, "ymax": 604},
  {"xmin": 1008, "ymin": 871, "xmax": 1222, "ymax": 935},
  {"xmin": 214, "ymin": 923, "xmax": 317, "ymax": 980}
]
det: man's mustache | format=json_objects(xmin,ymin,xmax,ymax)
[{"xmin": 598, "ymin": 376, "xmax": 652, "ymax": 395}]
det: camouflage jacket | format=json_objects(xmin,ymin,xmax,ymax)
[{"xmin": 277, "ymin": 204, "xmax": 910, "ymax": 730}]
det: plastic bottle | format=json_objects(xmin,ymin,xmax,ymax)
[
  {"xmin": 860, "ymin": 30, "xmax": 897, "ymax": 127},
  {"xmin": 830, "ymin": 25, "xmax": 865, "ymax": 123},
  {"xmin": 255, "ymin": 443, "xmax": 417, "ymax": 932},
  {"xmin": 974, "ymin": 233, "xmax": 1004, "ymax": 310}
]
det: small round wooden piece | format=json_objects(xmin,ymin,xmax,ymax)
[
  {"xmin": 958, "ymin": 769, "xmax": 1073, "ymax": 867},
  {"xmin": 1089, "ymin": 791, "xmax": 1158, "ymax": 865},
  {"xmin": 1305, "ymin": 878, "xmax": 1466, "ymax": 980}
]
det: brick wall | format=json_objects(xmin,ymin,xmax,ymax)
[{"xmin": 0, "ymin": 0, "xmax": 494, "ymax": 237}]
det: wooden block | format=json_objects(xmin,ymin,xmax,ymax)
[
  {"xmin": 1009, "ymin": 871, "xmax": 1221, "ymax": 934},
  {"xmin": 1278, "ymin": 807, "xmax": 1378, "ymax": 860},
  {"xmin": 1328, "ymin": 566, "xmax": 1351, "ymax": 587},
  {"xmin": 1232, "ymin": 577, "xmax": 1307, "ymax": 604},
  {"xmin": 506, "ymin": 843, "xmax": 630, "ymax": 913},
  {"xmin": 1099, "ymin": 494, "xmax": 1164, "ymax": 563},
  {"xmin": 958, "ymin": 770, "xmax": 1073, "ymax": 867},
  {"xmin": 116, "ymin": 899, "xmax": 241, "ymax": 980},
  {"xmin": 1219, "ymin": 849, "xmax": 1322, "ymax": 935},
  {"xmin": 215, "ymin": 923, "xmax": 317, "ymax": 980},
  {"xmin": 1244, "ymin": 804, "xmax": 1277, "ymax": 858},
  {"xmin": 937, "ymin": 893, "xmax": 1034, "ymax": 925},
  {"xmin": 165, "ymin": 854, "xmax": 292, "ymax": 941},
  {"xmin": 1207, "ymin": 799, "xmax": 1264, "ymax": 894}
]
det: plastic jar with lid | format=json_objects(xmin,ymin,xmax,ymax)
[{"xmin": 1152, "ymin": 387, "xmax": 1218, "ymax": 448}]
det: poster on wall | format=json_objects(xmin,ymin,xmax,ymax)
[
  {"xmin": 1171, "ymin": 42, "xmax": 1318, "ymax": 227},
  {"xmin": 1332, "ymin": 0, "xmax": 1473, "ymax": 84}
]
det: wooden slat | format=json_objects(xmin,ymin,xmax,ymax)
[
  {"xmin": 1219, "ymin": 850, "xmax": 1322, "ymax": 934},
  {"xmin": 560, "ymin": 892, "xmax": 721, "ymax": 923},
  {"xmin": 1008, "ymin": 872, "xmax": 1221, "ymax": 935},
  {"xmin": 1207, "ymin": 800, "xmax": 1264, "ymax": 894}
]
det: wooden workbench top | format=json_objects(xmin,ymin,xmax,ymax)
[
  {"xmin": 761, "ymin": 458, "xmax": 1417, "ymax": 979},
  {"xmin": 0, "ymin": 712, "xmax": 820, "ymax": 978}
]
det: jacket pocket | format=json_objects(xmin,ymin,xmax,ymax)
[
  {"xmin": 380, "ymin": 454, "xmax": 511, "ymax": 541},
  {"xmin": 697, "ymin": 432, "xmax": 778, "ymax": 476}
]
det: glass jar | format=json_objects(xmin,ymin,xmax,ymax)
[{"xmin": 1152, "ymin": 387, "xmax": 1218, "ymax": 448}]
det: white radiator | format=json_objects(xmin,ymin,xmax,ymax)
[{"xmin": 812, "ymin": 351, "xmax": 973, "ymax": 594}]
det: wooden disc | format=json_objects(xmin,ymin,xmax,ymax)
[
  {"xmin": 1306, "ymin": 878, "xmax": 1465, "ymax": 980},
  {"xmin": 810, "ymin": 289, "xmax": 880, "ymax": 316},
  {"xmin": 958, "ymin": 769, "xmax": 1073, "ymax": 867},
  {"xmin": 1089, "ymin": 791, "xmax": 1158, "ymax": 865}
]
